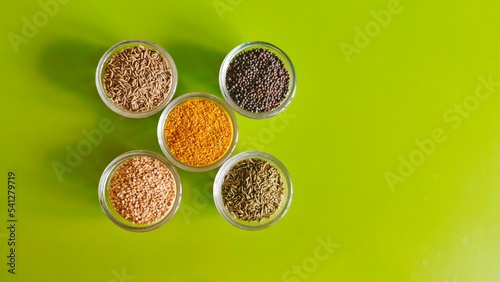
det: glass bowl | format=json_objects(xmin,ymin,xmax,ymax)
[
  {"xmin": 219, "ymin": 41, "xmax": 297, "ymax": 119},
  {"xmin": 213, "ymin": 151, "xmax": 293, "ymax": 230},
  {"xmin": 96, "ymin": 39, "xmax": 178, "ymax": 118},
  {"xmin": 157, "ymin": 92, "xmax": 239, "ymax": 172},
  {"xmin": 98, "ymin": 150, "xmax": 182, "ymax": 232}
]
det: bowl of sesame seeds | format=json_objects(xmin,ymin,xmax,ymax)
[
  {"xmin": 96, "ymin": 39, "xmax": 178, "ymax": 118},
  {"xmin": 213, "ymin": 151, "xmax": 293, "ymax": 230},
  {"xmin": 219, "ymin": 41, "xmax": 297, "ymax": 119},
  {"xmin": 157, "ymin": 92, "xmax": 238, "ymax": 172},
  {"xmin": 98, "ymin": 150, "xmax": 182, "ymax": 232}
]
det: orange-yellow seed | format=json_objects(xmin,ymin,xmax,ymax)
[{"xmin": 164, "ymin": 99, "xmax": 233, "ymax": 167}]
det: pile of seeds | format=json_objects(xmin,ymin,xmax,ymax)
[
  {"xmin": 109, "ymin": 156, "xmax": 176, "ymax": 225},
  {"xmin": 103, "ymin": 45, "xmax": 172, "ymax": 112},
  {"xmin": 221, "ymin": 158, "xmax": 285, "ymax": 222},
  {"xmin": 164, "ymin": 98, "xmax": 233, "ymax": 167},
  {"xmin": 225, "ymin": 48, "xmax": 290, "ymax": 113}
]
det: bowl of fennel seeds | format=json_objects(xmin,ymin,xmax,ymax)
[
  {"xmin": 213, "ymin": 151, "xmax": 292, "ymax": 230},
  {"xmin": 96, "ymin": 39, "xmax": 178, "ymax": 118}
]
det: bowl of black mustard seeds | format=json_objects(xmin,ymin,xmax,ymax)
[{"xmin": 219, "ymin": 41, "xmax": 296, "ymax": 119}]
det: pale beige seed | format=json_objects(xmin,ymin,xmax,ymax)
[{"xmin": 109, "ymin": 156, "xmax": 176, "ymax": 225}]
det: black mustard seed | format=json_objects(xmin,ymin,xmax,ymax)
[{"xmin": 225, "ymin": 48, "xmax": 290, "ymax": 113}]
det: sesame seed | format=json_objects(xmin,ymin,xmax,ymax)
[
  {"xmin": 109, "ymin": 156, "xmax": 176, "ymax": 225},
  {"xmin": 225, "ymin": 48, "xmax": 290, "ymax": 113}
]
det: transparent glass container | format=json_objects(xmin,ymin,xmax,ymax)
[
  {"xmin": 96, "ymin": 39, "xmax": 178, "ymax": 118},
  {"xmin": 213, "ymin": 151, "xmax": 293, "ymax": 230}
]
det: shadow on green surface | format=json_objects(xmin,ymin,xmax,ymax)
[
  {"xmin": 38, "ymin": 38, "xmax": 107, "ymax": 111},
  {"xmin": 160, "ymin": 22, "xmax": 237, "ymax": 98},
  {"xmin": 178, "ymin": 168, "xmax": 218, "ymax": 216},
  {"xmin": 39, "ymin": 35, "xmax": 234, "ymax": 218},
  {"xmin": 166, "ymin": 42, "xmax": 226, "ymax": 97}
]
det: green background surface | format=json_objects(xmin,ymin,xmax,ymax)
[{"xmin": 1, "ymin": 0, "xmax": 500, "ymax": 281}]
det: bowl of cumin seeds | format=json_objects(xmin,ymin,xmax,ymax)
[
  {"xmin": 96, "ymin": 39, "xmax": 178, "ymax": 118},
  {"xmin": 219, "ymin": 41, "xmax": 297, "ymax": 119},
  {"xmin": 213, "ymin": 151, "xmax": 293, "ymax": 230}
]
